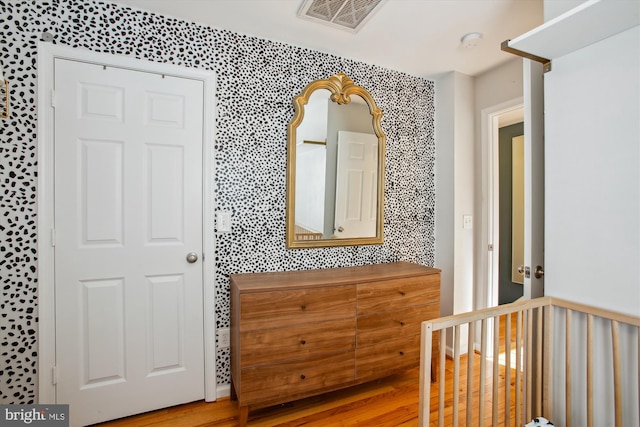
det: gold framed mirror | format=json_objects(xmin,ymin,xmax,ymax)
[{"xmin": 286, "ymin": 73, "xmax": 386, "ymax": 248}]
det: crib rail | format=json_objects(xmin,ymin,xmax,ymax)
[
  {"xmin": 418, "ymin": 296, "xmax": 640, "ymax": 427},
  {"xmin": 294, "ymin": 224, "xmax": 322, "ymax": 240}
]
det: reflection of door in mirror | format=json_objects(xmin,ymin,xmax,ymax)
[
  {"xmin": 323, "ymin": 97, "xmax": 376, "ymax": 238},
  {"xmin": 334, "ymin": 131, "xmax": 378, "ymax": 238}
]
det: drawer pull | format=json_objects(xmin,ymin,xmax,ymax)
[
  {"xmin": 399, "ymin": 291, "xmax": 406, "ymax": 296},
  {"xmin": 300, "ymin": 374, "xmax": 306, "ymax": 380},
  {"xmin": 399, "ymin": 321, "xmax": 405, "ymax": 326},
  {"xmin": 300, "ymin": 339, "xmax": 306, "ymax": 345},
  {"xmin": 301, "ymin": 305, "xmax": 307, "ymax": 311},
  {"xmin": 399, "ymin": 351, "xmax": 405, "ymax": 356}
]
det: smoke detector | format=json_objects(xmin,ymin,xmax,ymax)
[
  {"xmin": 297, "ymin": 0, "xmax": 388, "ymax": 33},
  {"xmin": 461, "ymin": 32, "xmax": 483, "ymax": 49}
]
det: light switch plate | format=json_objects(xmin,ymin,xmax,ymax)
[
  {"xmin": 217, "ymin": 211, "xmax": 232, "ymax": 233},
  {"xmin": 463, "ymin": 215, "xmax": 473, "ymax": 229},
  {"xmin": 217, "ymin": 328, "xmax": 230, "ymax": 348}
]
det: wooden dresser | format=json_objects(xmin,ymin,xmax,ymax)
[{"xmin": 230, "ymin": 261, "xmax": 440, "ymax": 425}]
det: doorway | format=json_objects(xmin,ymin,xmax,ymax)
[
  {"xmin": 497, "ymin": 122, "xmax": 525, "ymax": 305},
  {"xmin": 480, "ymin": 99, "xmax": 524, "ymax": 310},
  {"xmin": 37, "ymin": 44, "xmax": 217, "ymax": 424}
]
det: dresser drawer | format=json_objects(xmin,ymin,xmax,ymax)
[
  {"xmin": 237, "ymin": 285, "xmax": 356, "ymax": 330},
  {"xmin": 239, "ymin": 318, "xmax": 355, "ymax": 367},
  {"xmin": 357, "ymin": 303, "xmax": 439, "ymax": 346},
  {"xmin": 238, "ymin": 351, "xmax": 355, "ymax": 406},
  {"xmin": 357, "ymin": 274, "xmax": 440, "ymax": 316},
  {"xmin": 356, "ymin": 335, "xmax": 421, "ymax": 379}
]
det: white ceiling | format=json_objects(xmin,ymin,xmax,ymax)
[{"xmin": 108, "ymin": 0, "xmax": 543, "ymax": 78}]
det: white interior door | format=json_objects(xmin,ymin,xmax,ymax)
[
  {"xmin": 53, "ymin": 58, "xmax": 205, "ymax": 426},
  {"xmin": 522, "ymin": 59, "xmax": 545, "ymax": 299},
  {"xmin": 333, "ymin": 131, "xmax": 378, "ymax": 238}
]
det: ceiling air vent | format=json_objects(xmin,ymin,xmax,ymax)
[{"xmin": 297, "ymin": 0, "xmax": 388, "ymax": 33}]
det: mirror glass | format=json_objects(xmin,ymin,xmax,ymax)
[{"xmin": 286, "ymin": 73, "xmax": 385, "ymax": 248}]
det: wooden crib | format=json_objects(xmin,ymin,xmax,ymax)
[{"xmin": 419, "ymin": 296, "xmax": 640, "ymax": 427}]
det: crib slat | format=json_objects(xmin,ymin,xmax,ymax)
[
  {"xmin": 611, "ymin": 320, "xmax": 622, "ymax": 427},
  {"xmin": 453, "ymin": 324, "xmax": 461, "ymax": 427},
  {"xmin": 543, "ymin": 305, "xmax": 554, "ymax": 419},
  {"xmin": 467, "ymin": 321, "xmax": 475, "ymax": 427},
  {"xmin": 419, "ymin": 322, "xmax": 432, "ymax": 427},
  {"xmin": 505, "ymin": 314, "xmax": 512, "ymax": 427},
  {"xmin": 535, "ymin": 306, "xmax": 543, "ymax": 416},
  {"xmin": 525, "ymin": 308, "xmax": 533, "ymax": 423},
  {"xmin": 566, "ymin": 309, "xmax": 573, "ymax": 427},
  {"xmin": 515, "ymin": 311, "xmax": 522, "ymax": 426},
  {"xmin": 586, "ymin": 314, "xmax": 593, "ymax": 427},
  {"xmin": 479, "ymin": 318, "xmax": 487, "ymax": 427},
  {"xmin": 439, "ymin": 328, "xmax": 446, "ymax": 427},
  {"xmin": 492, "ymin": 315, "xmax": 500, "ymax": 427}
]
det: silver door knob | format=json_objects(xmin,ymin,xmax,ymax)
[
  {"xmin": 534, "ymin": 265, "xmax": 544, "ymax": 279},
  {"xmin": 337, "ymin": 226, "xmax": 344, "ymax": 232},
  {"xmin": 186, "ymin": 252, "xmax": 199, "ymax": 263},
  {"xmin": 518, "ymin": 265, "xmax": 531, "ymax": 278}
]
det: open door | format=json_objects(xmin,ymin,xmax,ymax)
[
  {"xmin": 483, "ymin": 57, "xmax": 544, "ymax": 311},
  {"xmin": 479, "ymin": 59, "xmax": 544, "ymax": 359},
  {"xmin": 522, "ymin": 59, "xmax": 545, "ymax": 299}
]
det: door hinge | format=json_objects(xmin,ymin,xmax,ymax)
[
  {"xmin": 50, "ymin": 89, "xmax": 56, "ymax": 108},
  {"xmin": 52, "ymin": 366, "xmax": 57, "ymax": 385},
  {"xmin": 51, "ymin": 228, "xmax": 56, "ymax": 247}
]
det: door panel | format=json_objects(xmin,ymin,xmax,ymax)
[
  {"xmin": 81, "ymin": 278, "xmax": 125, "ymax": 387},
  {"xmin": 523, "ymin": 59, "xmax": 545, "ymax": 299},
  {"xmin": 81, "ymin": 139, "xmax": 124, "ymax": 245},
  {"xmin": 53, "ymin": 58, "xmax": 205, "ymax": 425},
  {"xmin": 147, "ymin": 274, "xmax": 185, "ymax": 373},
  {"xmin": 146, "ymin": 144, "xmax": 185, "ymax": 242}
]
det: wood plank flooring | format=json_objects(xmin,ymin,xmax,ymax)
[
  {"xmin": 97, "ymin": 315, "xmax": 521, "ymax": 427},
  {"xmin": 95, "ymin": 367, "xmax": 420, "ymax": 427},
  {"xmin": 96, "ymin": 360, "xmax": 519, "ymax": 426}
]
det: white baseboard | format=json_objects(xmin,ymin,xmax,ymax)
[{"xmin": 215, "ymin": 384, "xmax": 231, "ymax": 400}]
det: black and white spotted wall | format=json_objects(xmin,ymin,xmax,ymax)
[{"xmin": 0, "ymin": 0, "xmax": 436, "ymax": 403}]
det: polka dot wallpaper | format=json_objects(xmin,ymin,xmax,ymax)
[{"xmin": 0, "ymin": 0, "xmax": 436, "ymax": 403}]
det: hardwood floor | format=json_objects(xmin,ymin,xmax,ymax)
[
  {"xmin": 96, "ymin": 368, "xmax": 424, "ymax": 427},
  {"xmin": 96, "ymin": 361, "xmax": 518, "ymax": 426},
  {"xmin": 97, "ymin": 315, "xmax": 521, "ymax": 427}
]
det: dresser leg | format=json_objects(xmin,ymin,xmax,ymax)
[
  {"xmin": 230, "ymin": 380, "xmax": 238, "ymax": 401},
  {"xmin": 238, "ymin": 405, "xmax": 249, "ymax": 427}
]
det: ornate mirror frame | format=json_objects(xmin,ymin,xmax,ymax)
[{"xmin": 286, "ymin": 73, "xmax": 386, "ymax": 248}]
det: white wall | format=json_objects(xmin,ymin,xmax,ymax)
[
  {"xmin": 452, "ymin": 73, "xmax": 476, "ymax": 324},
  {"xmin": 435, "ymin": 71, "xmax": 475, "ymax": 352},
  {"xmin": 435, "ymin": 73, "xmax": 455, "ymax": 318},
  {"xmin": 295, "ymin": 145, "xmax": 326, "ymax": 232},
  {"xmin": 544, "ymin": 25, "xmax": 640, "ymax": 317},
  {"xmin": 475, "ymin": 59, "xmax": 524, "ymax": 111}
]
